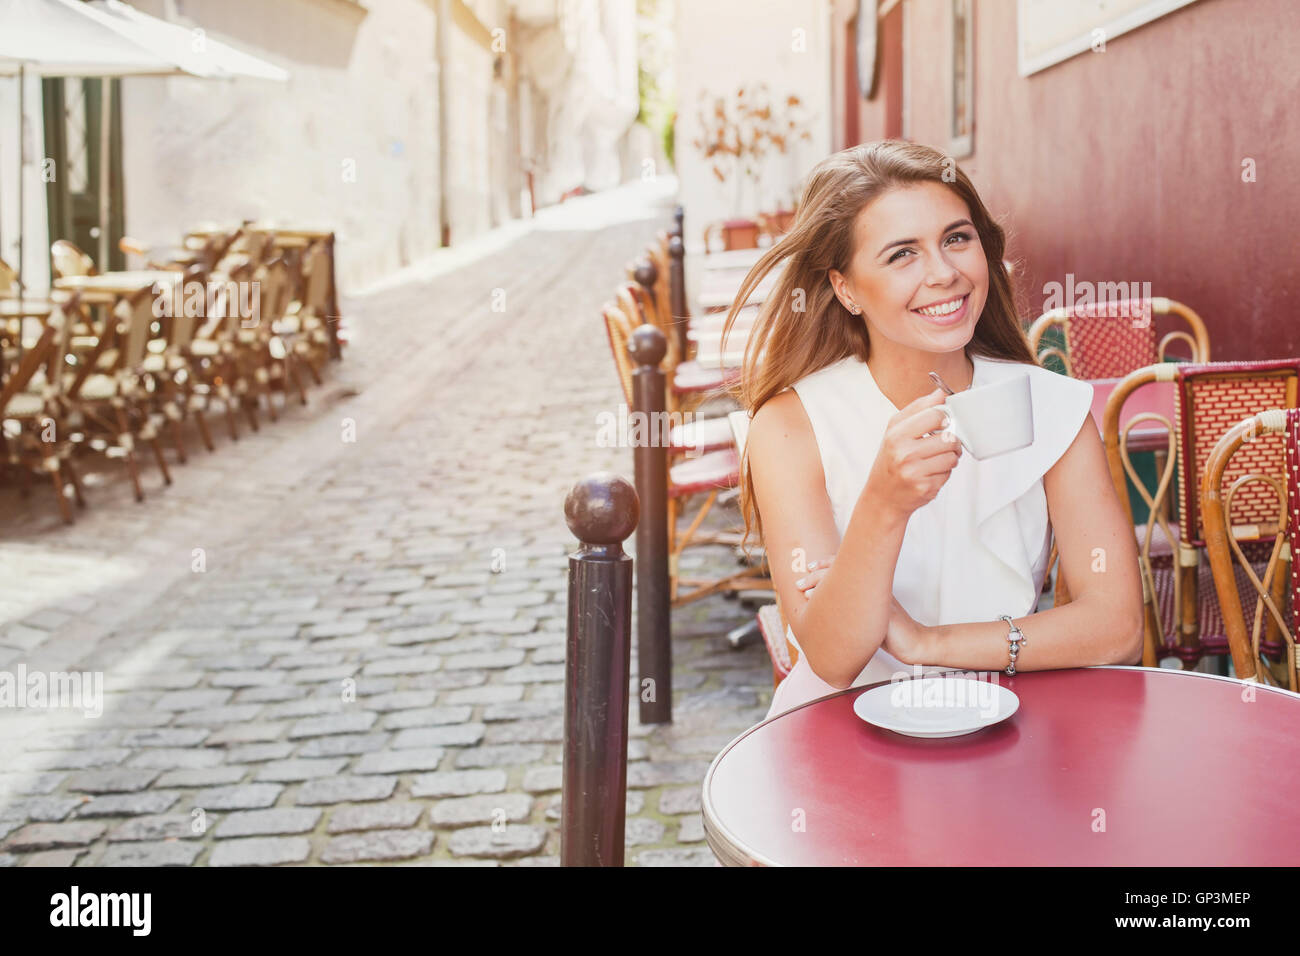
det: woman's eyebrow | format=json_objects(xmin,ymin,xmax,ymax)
[{"xmin": 876, "ymin": 219, "xmax": 975, "ymax": 257}]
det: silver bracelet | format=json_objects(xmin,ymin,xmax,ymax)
[{"xmin": 999, "ymin": 615, "xmax": 1026, "ymax": 676}]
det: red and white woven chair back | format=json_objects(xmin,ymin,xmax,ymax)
[
  {"xmin": 1061, "ymin": 299, "xmax": 1157, "ymax": 380},
  {"xmin": 1176, "ymin": 359, "xmax": 1300, "ymax": 546}
]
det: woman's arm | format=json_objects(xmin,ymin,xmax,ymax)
[
  {"xmin": 748, "ymin": 386, "xmax": 959, "ymax": 689},
  {"xmin": 882, "ymin": 415, "xmax": 1145, "ymax": 670}
]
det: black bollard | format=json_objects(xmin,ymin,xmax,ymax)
[
  {"xmin": 562, "ymin": 472, "xmax": 638, "ymax": 866},
  {"xmin": 667, "ymin": 236, "xmax": 689, "ymax": 363},
  {"xmin": 629, "ymin": 325, "xmax": 672, "ymax": 725},
  {"xmin": 672, "ymin": 205, "xmax": 684, "ymax": 239}
]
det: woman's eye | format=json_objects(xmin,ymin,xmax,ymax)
[{"xmin": 888, "ymin": 232, "xmax": 973, "ymax": 264}]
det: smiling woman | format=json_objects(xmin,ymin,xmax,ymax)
[{"xmin": 721, "ymin": 141, "xmax": 1145, "ymax": 718}]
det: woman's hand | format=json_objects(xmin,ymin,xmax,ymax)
[
  {"xmin": 881, "ymin": 595, "xmax": 934, "ymax": 665},
  {"xmin": 863, "ymin": 387, "xmax": 962, "ymax": 520}
]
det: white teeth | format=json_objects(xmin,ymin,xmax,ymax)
[{"xmin": 916, "ymin": 296, "xmax": 964, "ymax": 317}]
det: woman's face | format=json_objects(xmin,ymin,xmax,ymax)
[{"xmin": 828, "ymin": 181, "xmax": 989, "ymax": 355}]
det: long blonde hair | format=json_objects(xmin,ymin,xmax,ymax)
[{"xmin": 723, "ymin": 140, "xmax": 1036, "ymax": 554}]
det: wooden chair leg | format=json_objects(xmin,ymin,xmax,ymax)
[
  {"xmin": 64, "ymin": 457, "xmax": 86, "ymax": 508},
  {"xmin": 193, "ymin": 407, "xmax": 215, "ymax": 452},
  {"xmin": 114, "ymin": 406, "xmax": 145, "ymax": 502}
]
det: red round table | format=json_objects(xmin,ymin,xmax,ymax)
[{"xmin": 702, "ymin": 666, "xmax": 1300, "ymax": 866}]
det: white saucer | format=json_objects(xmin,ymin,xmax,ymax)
[{"xmin": 853, "ymin": 677, "xmax": 1019, "ymax": 738}]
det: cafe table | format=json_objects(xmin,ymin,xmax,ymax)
[
  {"xmin": 702, "ymin": 666, "xmax": 1300, "ymax": 866},
  {"xmin": 53, "ymin": 270, "xmax": 183, "ymax": 307}
]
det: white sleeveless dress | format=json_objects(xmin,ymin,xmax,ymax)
[{"xmin": 765, "ymin": 352, "xmax": 1094, "ymax": 719}]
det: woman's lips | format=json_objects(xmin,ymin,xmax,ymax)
[{"xmin": 911, "ymin": 294, "xmax": 969, "ymax": 327}]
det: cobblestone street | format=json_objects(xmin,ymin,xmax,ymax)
[{"xmin": 0, "ymin": 180, "xmax": 772, "ymax": 866}]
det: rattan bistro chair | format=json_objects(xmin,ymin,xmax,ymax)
[
  {"xmin": 0, "ymin": 301, "xmax": 80, "ymax": 522},
  {"xmin": 600, "ymin": 297, "xmax": 769, "ymax": 606},
  {"xmin": 1028, "ymin": 296, "xmax": 1210, "ymax": 378},
  {"xmin": 1202, "ymin": 408, "xmax": 1299, "ymax": 688},
  {"xmin": 1104, "ymin": 359, "xmax": 1300, "ymax": 668}
]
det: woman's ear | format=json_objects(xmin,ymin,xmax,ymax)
[{"xmin": 827, "ymin": 268, "xmax": 849, "ymax": 311}]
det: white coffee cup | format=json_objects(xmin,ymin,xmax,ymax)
[{"xmin": 940, "ymin": 372, "xmax": 1034, "ymax": 460}]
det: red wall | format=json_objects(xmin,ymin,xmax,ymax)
[{"xmin": 839, "ymin": 0, "xmax": 1300, "ymax": 360}]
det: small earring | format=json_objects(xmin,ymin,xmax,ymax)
[{"xmin": 849, "ymin": 304, "xmax": 861, "ymax": 314}]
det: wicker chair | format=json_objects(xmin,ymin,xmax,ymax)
[
  {"xmin": 0, "ymin": 300, "xmax": 80, "ymax": 521},
  {"xmin": 600, "ymin": 298, "xmax": 768, "ymax": 606},
  {"xmin": 1104, "ymin": 359, "xmax": 1300, "ymax": 668},
  {"xmin": 1201, "ymin": 408, "xmax": 1299, "ymax": 688},
  {"xmin": 50, "ymin": 240, "xmax": 97, "ymax": 280},
  {"xmin": 1028, "ymin": 296, "xmax": 1211, "ymax": 378}
]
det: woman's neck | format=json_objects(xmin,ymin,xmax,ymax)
[{"xmin": 867, "ymin": 345, "xmax": 975, "ymax": 409}]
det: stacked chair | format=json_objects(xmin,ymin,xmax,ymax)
[{"xmin": 0, "ymin": 227, "xmax": 344, "ymax": 523}]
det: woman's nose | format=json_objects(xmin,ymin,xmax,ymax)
[{"xmin": 924, "ymin": 250, "xmax": 960, "ymax": 286}]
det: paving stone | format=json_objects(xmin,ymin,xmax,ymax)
[
  {"xmin": 482, "ymin": 717, "xmax": 564, "ymax": 744},
  {"xmin": 296, "ymin": 733, "xmax": 390, "ymax": 758},
  {"xmin": 296, "ymin": 776, "xmax": 398, "ymax": 805},
  {"xmin": 204, "ymin": 722, "xmax": 290, "ymax": 746},
  {"xmin": 405, "ymin": 671, "xmax": 489, "ymax": 691},
  {"xmin": 481, "ymin": 701, "xmax": 560, "ymax": 722},
  {"xmin": 65, "ymin": 769, "xmax": 160, "ymax": 794},
  {"xmin": 3, "ymin": 821, "xmax": 106, "ymax": 851},
  {"xmin": 429, "ymin": 793, "xmax": 532, "ymax": 828},
  {"xmin": 624, "ymin": 817, "xmax": 667, "ymax": 845},
  {"xmin": 19, "ymin": 849, "xmax": 85, "ymax": 866},
  {"xmin": 38, "ymin": 749, "xmax": 133, "ymax": 770},
  {"xmin": 501, "ymin": 664, "xmax": 566, "ymax": 684},
  {"xmin": 154, "ymin": 689, "xmax": 234, "ymax": 710},
  {"xmin": 216, "ymin": 808, "xmax": 322, "ymax": 838},
  {"xmin": 209, "ymin": 836, "xmax": 312, "ymax": 867},
  {"xmin": 126, "ymin": 748, "xmax": 226, "ymax": 770},
  {"xmin": 0, "ymin": 796, "xmax": 85, "ymax": 822},
  {"xmin": 173, "ymin": 705, "xmax": 265, "ymax": 726},
  {"xmin": 98, "ymin": 841, "xmax": 203, "ymax": 866},
  {"xmin": 225, "ymin": 742, "xmax": 296, "ymax": 763},
  {"xmin": 193, "ymin": 783, "xmax": 284, "ymax": 810},
  {"xmin": 409, "ymin": 769, "xmax": 508, "ymax": 799},
  {"xmin": 383, "ymin": 624, "xmax": 459, "ymax": 645},
  {"xmin": 327, "ymin": 803, "xmax": 424, "ymax": 833},
  {"xmin": 441, "ymin": 650, "xmax": 525, "ymax": 670},
  {"xmin": 255, "ymin": 758, "xmax": 348, "ymax": 782},
  {"xmin": 390, "ymin": 723, "xmax": 485, "ymax": 749},
  {"xmin": 441, "ymin": 685, "xmax": 524, "ymax": 705},
  {"xmin": 210, "ymin": 670, "xmax": 290, "ymax": 688},
  {"xmin": 360, "ymin": 690, "xmax": 440, "ymax": 712},
  {"xmin": 521, "ymin": 766, "xmax": 562, "ymax": 793},
  {"xmin": 108, "ymin": 813, "xmax": 210, "ymax": 842},
  {"xmin": 360, "ymin": 655, "xmax": 444, "ymax": 677},
  {"xmin": 120, "ymin": 728, "xmax": 211, "ymax": 748},
  {"xmin": 287, "ymin": 712, "xmax": 378, "ymax": 739},
  {"xmin": 658, "ymin": 787, "xmax": 702, "ymax": 815},
  {"xmin": 625, "ymin": 760, "xmax": 712, "ymax": 789},
  {"xmin": 677, "ymin": 815, "xmax": 706, "ymax": 843},
  {"xmin": 446, "ymin": 825, "xmax": 547, "ymax": 860},
  {"xmin": 76, "ymin": 791, "xmax": 180, "ymax": 817},
  {"xmin": 155, "ymin": 767, "xmax": 248, "ymax": 788},
  {"xmin": 380, "ymin": 706, "xmax": 474, "ymax": 730},
  {"xmin": 321, "ymin": 828, "xmax": 434, "ymax": 864},
  {"xmin": 454, "ymin": 744, "xmax": 543, "ymax": 770},
  {"xmin": 353, "ymin": 749, "xmax": 446, "ymax": 775}
]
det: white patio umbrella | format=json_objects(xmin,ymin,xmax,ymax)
[{"xmin": 0, "ymin": 0, "xmax": 287, "ymax": 296}]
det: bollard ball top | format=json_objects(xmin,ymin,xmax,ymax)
[
  {"xmin": 564, "ymin": 472, "xmax": 638, "ymax": 544},
  {"xmin": 628, "ymin": 324, "xmax": 666, "ymax": 366},
  {"xmin": 668, "ymin": 235, "xmax": 684, "ymax": 258},
  {"xmin": 633, "ymin": 258, "xmax": 658, "ymax": 288}
]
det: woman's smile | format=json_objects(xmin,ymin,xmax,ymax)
[{"xmin": 910, "ymin": 292, "xmax": 970, "ymax": 327}]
